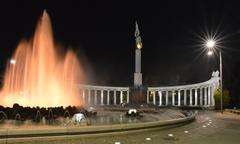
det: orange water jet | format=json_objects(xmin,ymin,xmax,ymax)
[{"xmin": 0, "ymin": 10, "xmax": 85, "ymax": 107}]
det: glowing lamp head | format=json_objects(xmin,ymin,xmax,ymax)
[
  {"xmin": 207, "ymin": 50, "xmax": 213, "ymax": 56},
  {"xmin": 137, "ymin": 42, "xmax": 142, "ymax": 49},
  {"xmin": 206, "ymin": 40, "xmax": 215, "ymax": 48},
  {"xmin": 10, "ymin": 59, "xmax": 16, "ymax": 65}
]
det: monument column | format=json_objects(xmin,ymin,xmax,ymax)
[
  {"xmin": 107, "ymin": 90, "xmax": 110, "ymax": 105},
  {"xmin": 158, "ymin": 91, "xmax": 162, "ymax": 106},
  {"xmin": 153, "ymin": 91, "xmax": 156, "ymax": 105},
  {"xmin": 88, "ymin": 89, "xmax": 91, "ymax": 105},
  {"xmin": 178, "ymin": 90, "xmax": 181, "ymax": 106},
  {"xmin": 94, "ymin": 90, "xmax": 97, "ymax": 105},
  {"xmin": 114, "ymin": 90, "xmax": 117, "ymax": 105},
  {"xmin": 166, "ymin": 91, "xmax": 169, "ymax": 105},
  {"xmin": 172, "ymin": 90, "xmax": 175, "ymax": 106},
  {"xmin": 82, "ymin": 90, "xmax": 85, "ymax": 104},
  {"xmin": 184, "ymin": 89, "xmax": 187, "ymax": 106},
  {"xmin": 190, "ymin": 89, "xmax": 192, "ymax": 106},
  {"xmin": 147, "ymin": 90, "xmax": 149, "ymax": 104},
  {"xmin": 204, "ymin": 87, "xmax": 207, "ymax": 106},
  {"xmin": 120, "ymin": 91, "xmax": 123, "ymax": 104},
  {"xmin": 195, "ymin": 88, "xmax": 198, "ymax": 106},
  {"xmin": 134, "ymin": 21, "xmax": 143, "ymax": 86},
  {"xmin": 200, "ymin": 88, "xmax": 203, "ymax": 106},
  {"xmin": 100, "ymin": 90, "xmax": 104, "ymax": 105},
  {"xmin": 208, "ymin": 86, "xmax": 211, "ymax": 106},
  {"xmin": 127, "ymin": 90, "xmax": 129, "ymax": 103}
]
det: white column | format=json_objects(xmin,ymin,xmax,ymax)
[
  {"xmin": 82, "ymin": 90, "xmax": 85, "ymax": 104},
  {"xmin": 147, "ymin": 90, "xmax": 149, "ymax": 104},
  {"xmin": 208, "ymin": 86, "xmax": 211, "ymax": 106},
  {"xmin": 120, "ymin": 91, "xmax": 123, "ymax": 104},
  {"xmin": 166, "ymin": 91, "xmax": 168, "ymax": 106},
  {"xmin": 88, "ymin": 89, "xmax": 91, "ymax": 105},
  {"xmin": 101, "ymin": 90, "xmax": 104, "ymax": 105},
  {"xmin": 107, "ymin": 90, "xmax": 110, "ymax": 105},
  {"xmin": 190, "ymin": 89, "xmax": 192, "ymax": 106},
  {"xmin": 114, "ymin": 90, "xmax": 117, "ymax": 105},
  {"xmin": 153, "ymin": 91, "xmax": 156, "ymax": 105},
  {"xmin": 172, "ymin": 90, "xmax": 175, "ymax": 106},
  {"xmin": 127, "ymin": 90, "xmax": 129, "ymax": 103},
  {"xmin": 204, "ymin": 87, "xmax": 207, "ymax": 106},
  {"xmin": 200, "ymin": 88, "xmax": 203, "ymax": 106},
  {"xmin": 158, "ymin": 91, "xmax": 162, "ymax": 106},
  {"xmin": 184, "ymin": 89, "xmax": 187, "ymax": 106},
  {"xmin": 211, "ymin": 85, "xmax": 215, "ymax": 106},
  {"xmin": 94, "ymin": 90, "xmax": 97, "ymax": 105},
  {"xmin": 178, "ymin": 90, "xmax": 181, "ymax": 106},
  {"xmin": 195, "ymin": 88, "xmax": 198, "ymax": 106}
]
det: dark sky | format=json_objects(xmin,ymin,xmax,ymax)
[{"xmin": 0, "ymin": 0, "xmax": 240, "ymax": 94}]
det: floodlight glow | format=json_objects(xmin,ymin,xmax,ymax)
[
  {"xmin": 207, "ymin": 50, "xmax": 213, "ymax": 56},
  {"xmin": 206, "ymin": 40, "xmax": 215, "ymax": 48},
  {"xmin": 137, "ymin": 43, "xmax": 142, "ymax": 49}
]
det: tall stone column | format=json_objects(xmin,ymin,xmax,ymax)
[
  {"xmin": 127, "ymin": 90, "xmax": 129, "ymax": 103},
  {"xmin": 82, "ymin": 90, "xmax": 85, "ymax": 104},
  {"xmin": 200, "ymin": 88, "xmax": 203, "ymax": 106},
  {"xmin": 94, "ymin": 90, "xmax": 97, "ymax": 105},
  {"xmin": 107, "ymin": 90, "xmax": 110, "ymax": 105},
  {"xmin": 208, "ymin": 86, "xmax": 211, "ymax": 106},
  {"xmin": 195, "ymin": 88, "xmax": 198, "ymax": 106},
  {"xmin": 114, "ymin": 90, "xmax": 117, "ymax": 105},
  {"xmin": 158, "ymin": 91, "xmax": 162, "ymax": 106},
  {"xmin": 172, "ymin": 90, "xmax": 175, "ymax": 106},
  {"xmin": 147, "ymin": 90, "xmax": 149, "ymax": 104},
  {"xmin": 120, "ymin": 91, "xmax": 123, "ymax": 104},
  {"xmin": 153, "ymin": 91, "xmax": 156, "ymax": 105},
  {"xmin": 184, "ymin": 89, "xmax": 187, "ymax": 106},
  {"xmin": 134, "ymin": 21, "xmax": 143, "ymax": 86},
  {"xmin": 190, "ymin": 89, "xmax": 192, "ymax": 106},
  {"xmin": 178, "ymin": 90, "xmax": 181, "ymax": 106},
  {"xmin": 100, "ymin": 90, "xmax": 104, "ymax": 105},
  {"xmin": 166, "ymin": 91, "xmax": 169, "ymax": 106},
  {"xmin": 88, "ymin": 89, "xmax": 91, "ymax": 105},
  {"xmin": 204, "ymin": 87, "xmax": 207, "ymax": 106},
  {"xmin": 211, "ymin": 85, "xmax": 215, "ymax": 106}
]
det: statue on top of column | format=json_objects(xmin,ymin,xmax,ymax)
[{"xmin": 212, "ymin": 70, "xmax": 219, "ymax": 78}]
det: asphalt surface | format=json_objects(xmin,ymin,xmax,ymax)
[{"xmin": 6, "ymin": 111, "xmax": 240, "ymax": 144}]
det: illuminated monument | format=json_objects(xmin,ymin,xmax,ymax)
[
  {"xmin": 134, "ymin": 21, "xmax": 143, "ymax": 86},
  {"xmin": 129, "ymin": 21, "xmax": 147, "ymax": 104}
]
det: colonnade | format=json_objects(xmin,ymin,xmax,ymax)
[
  {"xmin": 78, "ymin": 85, "xmax": 129, "ymax": 105},
  {"xmin": 147, "ymin": 75, "xmax": 219, "ymax": 107},
  {"xmin": 78, "ymin": 72, "xmax": 219, "ymax": 107}
]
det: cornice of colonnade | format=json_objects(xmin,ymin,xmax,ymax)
[
  {"xmin": 148, "ymin": 76, "xmax": 220, "ymax": 91},
  {"xmin": 77, "ymin": 84, "xmax": 129, "ymax": 91},
  {"xmin": 76, "ymin": 75, "xmax": 219, "ymax": 91}
]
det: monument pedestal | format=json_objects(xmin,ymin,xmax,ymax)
[{"xmin": 129, "ymin": 86, "xmax": 147, "ymax": 105}]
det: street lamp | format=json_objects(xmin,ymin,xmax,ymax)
[
  {"xmin": 10, "ymin": 59, "xmax": 16, "ymax": 65},
  {"xmin": 206, "ymin": 39, "xmax": 223, "ymax": 114}
]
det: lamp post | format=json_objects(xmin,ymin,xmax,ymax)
[
  {"xmin": 10, "ymin": 59, "xmax": 16, "ymax": 65},
  {"xmin": 206, "ymin": 40, "xmax": 223, "ymax": 114}
]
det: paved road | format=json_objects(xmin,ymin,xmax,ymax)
[{"xmin": 11, "ymin": 111, "xmax": 240, "ymax": 144}]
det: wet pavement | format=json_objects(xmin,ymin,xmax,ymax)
[{"xmin": 15, "ymin": 111, "xmax": 240, "ymax": 144}]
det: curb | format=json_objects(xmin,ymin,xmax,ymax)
[{"xmin": 0, "ymin": 113, "xmax": 195, "ymax": 142}]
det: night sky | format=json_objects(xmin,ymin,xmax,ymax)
[{"xmin": 0, "ymin": 1, "xmax": 240, "ymax": 105}]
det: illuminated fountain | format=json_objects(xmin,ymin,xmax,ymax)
[{"xmin": 0, "ymin": 10, "xmax": 85, "ymax": 107}]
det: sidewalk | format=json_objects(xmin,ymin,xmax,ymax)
[{"xmin": 216, "ymin": 111, "xmax": 240, "ymax": 120}]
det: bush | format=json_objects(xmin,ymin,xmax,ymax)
[{"xmin": 214, "ymin": 88, "xmax": 231, "ymax": 110}]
